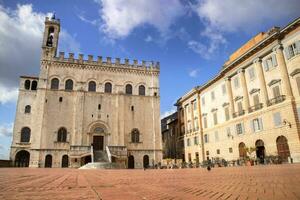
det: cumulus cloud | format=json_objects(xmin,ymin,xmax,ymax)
[
  {"xmin": 95, "ymin": 0, "xmax": 185, "ymax": 39},
  {"xmin": 145, "ymin": 35, "xmax": 153, "ymax": 42},
  {"xmin": 0, "ymin": 84, "xmax": 18, "ymax": 104},
  {"xmin": 0, "ymin": 4, "xmax": 80, "ymax": 103},
  {"xmin": 195, "ymin": 0, "xmax": 300, "ymax": 33},
  {"xmin": 161, "ymin": 108, "xmax": 177, "ymax": 119},
  {"xmin": 0, "ymin": 123, "xmax": 13, "ymax": 137}
]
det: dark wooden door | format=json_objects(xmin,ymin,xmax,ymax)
[
  {"xmin": 277, "ymin": 136, "xmax": 290, "ymax": 162},
  {"xmin": 93, "ymin": 136, "xmax": 104, "ymax": 150},
  {"xmin": 45, "ymin": 155, "xmax": 52, "ymax": 168}
]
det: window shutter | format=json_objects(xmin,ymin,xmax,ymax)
[
  {"xmin": 271, "ymin": 54, "xmax": 278, "ymax": 67},
  {"xmin": 259, "ymin": 118, "xmax": 263, "ymax": 130},
  {"xmin": 296, "ymin": 41, "xmax": 300, "ymax": 55},
  {"xmin": 263, "ymin": 60, "xmax": 269, "ymax": 71},
  {"xmin": 284, "ymin": 48, "xmax": 291, "ymax": 60}
]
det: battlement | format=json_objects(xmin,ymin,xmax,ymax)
[
  {"xmin": 45, "ymin": 16, "xmax": 60, "ymax": 24},
  {"xmin": 53, "ymin": 52, "xmax": 160, "ymax": 71}
]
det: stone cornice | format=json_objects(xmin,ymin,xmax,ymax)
[
  {"xmin": 268, "ymin": 79, "xmax": 281, "ymax": 87},
  {"xmin": 290, "ymin": 68, "xmax": 300, "ymax": 77}
]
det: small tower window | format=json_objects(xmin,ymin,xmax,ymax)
[
  {"xmin": 139, "ymin": 85, "xmax": 145, "ymax": 96},
  {"xmin": 125, "ymin": 84, "xmax": 132, "ymax": 95},
  {"xmin": 131, "ymin": 129, "xmax": 140, "ymax": 143},
  {"xmin": 98, "ymin": 104, "xmax": 101, "ymax": 110},
  {"xmin": 59, "ymin": 97, "xmax": 63, "ymax": 102},
  {"xmin": 20, "ymin": 127, "xmax": 31, "ymax": 143},
  {"xmin": 31, "ymin": 80, "xmax": 37, "ymax": 90},
  {"xmin": 65, "ymin": 79, "xmax": 73, "ymax": 91},
  {"xmin": 104, "ymin": 82, "xmax": 112, "ymax": 93},
  {"xmin": 131, "ymin": 106, "xmax": 134, "ymax": 111},
  {"xmin": 88, "ymin": 81, "xmax": 96, "ymax": 92},
  {"xmin": 24, "ymin": 80, "xmax": 30, "ymax": 90},
  {"xmin": 57, "ymin": 127, "xmax": 67, "ymax": 142},
  {"xmin": 51, "ymin": 78, "xmax": 59, "ymax": 89},
  {"xmin": 25, "ymin": 105, "xmax": 31, "ymax": 114}
]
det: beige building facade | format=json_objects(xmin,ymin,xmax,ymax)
[
  {"xmin": 10, "ymin": 16, "xmax": 162, "ymax": 168},
  {"xmin": 176, "ymin": 17, "xmax": 300, "ymax": 164}
]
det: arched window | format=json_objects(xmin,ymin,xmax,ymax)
[
  {"xmin": 31, "ymin": 80, "xmax": 37, "ymax": 90},
  {"xmin": 46, "ymin": 27, "xmax": 54, "ymax": 47},
  {"xmin": 57, "ymin": 127, "xmax": 67, "ymax": 142},
  {"xmin": 24, "ymin": 80, "xmax": 30, "ymax": 90},
  {"xmin": 125, "ymin": 84, "xmax": 132, "ymax": 95},
  {"xmin": 238, "ymin": 142, "xmax": 246, "ymax": 158},
  {"xmin": 139, "ymin": 85, "xmax": 145, "ymax": 96},
  {"xmin": 51, "ymin": 78, "xmax": 59, "ymax": 89},
  {"xmin": 88, "ymin": 81, "xmax": 96, "ymax": 92},
  {"xmin": 21, "ymin": 127, "xmax": 31, "ymax": 143},
  {"xmin": 25, "ymin": 105, "xmax": 31, "ymax": 114},
  {"xmin": 131, "ymin": 129, "xmax": 140, "ymax": 143},
  {"xmin": 65, "ymin": 79, "xmax": 73, "ymax": 91},
  {"xmin": 104, "ymin": 82, "xmax": 112, "ymax": 93}
]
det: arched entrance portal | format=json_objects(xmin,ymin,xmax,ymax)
[
  {"xmin": 238, "ymin": 142, "xmax": 247, "ymax": 158},
  {"xmin": 255, "ymin": 140, "xmax": 265, "ymax": 163},
  {"xmin": 276, "ymin": 136, "xmax": 290, "ymax": 162},
  {"xmin": 15, "ymin": 150, "xmax": 30, "ymax": 167},
  {"xmin": 61, "ymin": 155, "xmax": 69, "ymax": 168},
  {"xmin": 45, "ymin": 154, "xmax": 52, "ymax": 168},
  {"xmin": 143, "ymin": 155, "xmax": 149, "ymax": 168},
  {"xmin": 128, "ymin": 155, "xmax": 134, "ymax": 169}
]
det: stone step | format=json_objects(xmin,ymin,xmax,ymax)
[{"xmin": 79, "ymin": 162, "xmax": 125, "ymax": 169}]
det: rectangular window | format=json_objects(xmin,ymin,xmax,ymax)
[
  {"xmin": 237, "ymin": 101, "xmax": 243, "ymax": 113},
  {"xmin": 273, "ymin": 112, "xmax": 282, "ymax": 127},
  {"xmin": 225, "ymin": 107, "xmax": 230, "ymax": 121},
  {"xmin": 194, "ymin": 136, "xmax": 199, "ymax": 145},
  {"xmin": 252, "ymin": 118, "xmax": 263, "ymax": 132},
  {"xmin": 203, "ymin": 116, "xmax": 208, "ymax": 129},
  {"xmin": 285, "ymin": 42, "xmax": 299, "ymax": 60},
  {"xmin": 213, "ymin": 112, "xmax": 218, "ymax": 125},
  {"xmin": 194, "ymin": 118, "xmax": 199, "ymax": 130},
  {"xmin": 187, "ymin": 138, "xmax": 191, "ymax": 146},
  {"xmin": 216, "ymin": 149, "xmax": 220, "ymax": 154},
  {"xmin": 202, "ymin": 96, "xmax": 205, "ymax": 105},
  {"xmin": 222, "ymin": 84, "xmax": 226, "ymax": 95},
  {"xmin": 229, "ymin": 147, "xmax": 233, "ymax": 153},
  {"xmin": 234, "ymin": 77, "xmax": 239, "ymax": 88},
  {"xmin": 263, "ymin": 54, "xmax": 278, "ymax": 71},
  {"xmin": 226, "ymin": 127, "xmax": 231, "ymax": 138},
  {"xmin": 206, "ymin": 151, "xmax": 209, "ymax": 156},
  {"xmin": 214, "ymin": 131, "xmax": 219, "ymax": 142},
  {"xmin": 193, "ymin": 101, "xmax": 197, "ymax": 110},
  {"xmin": 236, "ymin": 123, "xmax": 244, "ymax": 134},
  {"xmin": 272, "ymin": 85, "xmax": 281, "ymax": 98},
  {"xmin": 211, "ymin": 91, "xmax": 215, "ymax": 100},
  {"xmin": 253, "ymin": 94, "xmax": 260, "ymax": 105},
  {"xmin": 248, "ymin": 67, "xmax": 256, "ymax": 80},
  {"xmin": 188, "ymin": 153, "xmax": 192, "ymax": 162},
  {"xmin": 204, "ymin": 134, "xmax": 209, "ymax": 143}
]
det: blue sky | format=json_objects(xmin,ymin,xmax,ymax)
[{"xmin": 0, "ymin": 0, "xmax": 300, "ymax": 159}]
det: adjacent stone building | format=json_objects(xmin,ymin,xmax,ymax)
[
  {"xmin": 10, "ymin": 16, "xmax": 162, "ymax": 168},
  {"xmin": 176, "ymin": 17, "xmax": 300, "ymax": 164}
]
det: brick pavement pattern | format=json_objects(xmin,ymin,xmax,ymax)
[{"xmin": 0, "ymin": 165, "xmax": 300, "ymax": 200}]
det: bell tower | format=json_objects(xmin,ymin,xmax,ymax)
[{"xmin": 42, "ymin": 14, "xmax": 60, "ymax": 59}]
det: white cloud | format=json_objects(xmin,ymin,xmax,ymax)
[
  {"xmin": 96, "ymin": 0, "xmax": 185, "ymax": 39},
  {"xmin": 195, "ymin": 0, "xmax": 300, "ymax": 33},
  {"xmin": 188, "ymin": 68, "xmax": 200, "ymax": 78},
  {"xmin": 0, "ymin": 123, "xmax": 13, "ymax": 137},
  {"xmin": 0, "ymin": 4, "xmax": 80, "ymax": 102},
  {"xmin": 161, "ymin": 108, "xmax": 177, "ymax": 119},
  {"xmin": 145, "ymin": 35, "xmax": 153, "ymax": 42},
  {"xmin": 0, "ymin": 84, "xmax": 18, "ymax": 104}
]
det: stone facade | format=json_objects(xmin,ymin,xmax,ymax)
[
  {"xmin": 10, "ymin": 16, "xmax": 162, "ymax": 168},
  {"xmin": 176, "ymin": 17, "xmax": 300, "ymax": 164}
]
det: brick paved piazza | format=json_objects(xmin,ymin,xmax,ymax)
[{"xmin": 0, "ymin": 165, "xmax": 300, "ymax": 200}]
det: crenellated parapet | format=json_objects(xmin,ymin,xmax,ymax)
[{"xmin": 53, "ymin": 52, "xmax": 160, "ymax": 72}]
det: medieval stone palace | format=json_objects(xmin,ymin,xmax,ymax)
[{"xmin": 10, "ymin": 16, "xmax": 162, "ymax": 168}]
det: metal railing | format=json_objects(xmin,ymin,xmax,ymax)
[
  {"xmin": 267, "ymin": 95, "xmax": 286, "ymax": 106},
  {"xmin": 248, "ymin": 103, "xmax": 263, "ymax": 113},
  {"xmin": 106, "ymin": 146, "xmax": 112, "ymax": 163},
  {"xmin": 233, "ymin": 110, "xmax": 245, "ymax": 118}
]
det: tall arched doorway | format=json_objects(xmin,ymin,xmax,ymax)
[
  {"xmin": 143, "ymin": 155, "xmax": 149, "ymax": 168},
  {"xmin": 61, "ymin": 155, "xmax": 69, "ymax": 168},
  {"xmin": 255, "ymin": 139, "xmax": 265, "ymax": 163},
  {"xmin": 128, "ymin": 155, "xmax": 134, "ymax": 169},
  {"xmin": 15, "ymin": 150, "xmax": 30, "ymax": 167},
  {"xmin": 238, "ymin": 142, "xmax": 247, "ymax": 158},
  {"xmin": 276, "ymin": 136, "xmax": 290, "ymax": 162},
  {"xmin": 45, "ymin": 154, "xmax": 52, "ymax": 168}
]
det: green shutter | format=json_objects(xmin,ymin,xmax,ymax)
[
  {"xmin": 284, "ymin": 47, "xmax": 291, "ymax": 60},
  {"xmin": 259, "ymin": 118, "xmax": 263, "ymax": 130},
  {"xmin": 263, "ymin": 60, "xmax": 269, "ymax": 71},
  {"xmin": 271, "ymin": 54, "xmax": 277, "ymax": 67},
  {"xmin": 296, "ymin": 41, "xmax": 300, "ymax": 55}
]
